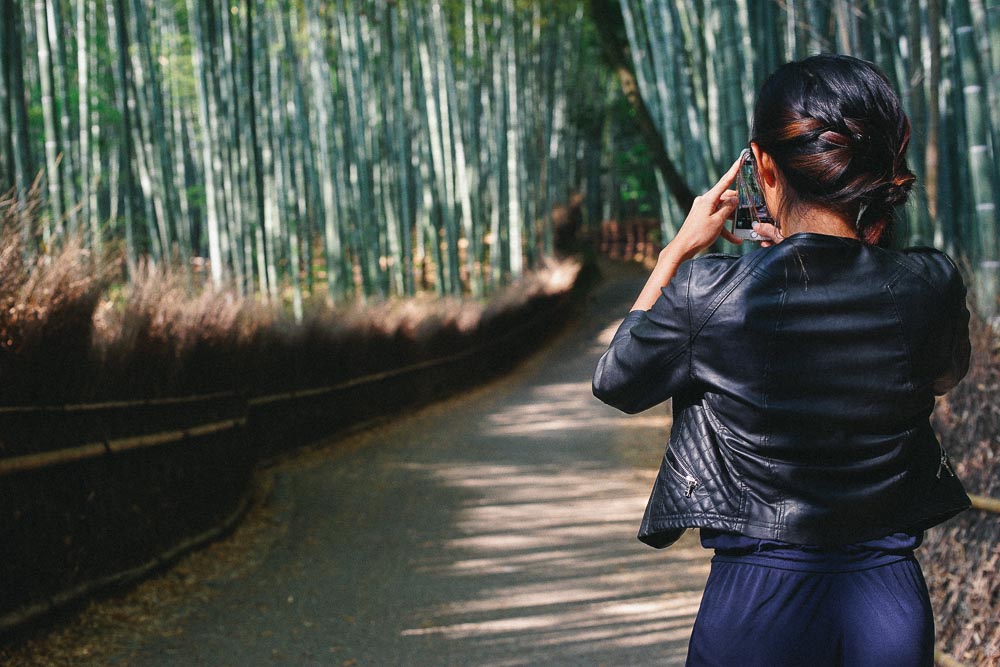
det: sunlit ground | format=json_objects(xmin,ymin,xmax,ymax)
[
  {"xmin": 397, "ymin": 458, "xmax": 707, "ymax": 666},
  {"xmin": 389, "ymin": 309, "xmax": 708, "ymax": 666}
]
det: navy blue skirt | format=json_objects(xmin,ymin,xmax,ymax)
[{"xmin": 686, "ymin": 530, "xmax": 934, "ymax": 667}]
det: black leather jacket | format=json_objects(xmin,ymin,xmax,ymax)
[{"xmin": 593, "ymin": 233, "xmax": 972, "ymax": 548}]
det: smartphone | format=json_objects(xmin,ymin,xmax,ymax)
[{"xmin": 731, "ymin": 148, "xmax": 775, "ymax": 241}]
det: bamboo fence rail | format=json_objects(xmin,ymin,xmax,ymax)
[{"xmin": 0, "ymin": 293, "xmax": 560, "ymax": 477}]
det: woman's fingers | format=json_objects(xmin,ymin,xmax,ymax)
[
  {"xmin": 669, "ymin": 162, "xmax": 747, "ymax": 259},
  {"xmin": 720, "ymin": 228, "xmax": 743, "ymax": 245},
  {"xmin": 752, "ymin": 222, "xmax": 784, "ymax": 244},
  {"xmin": 719, "ymin": 192, "xmax": 737, "ymax": 212},
  {"xmin": 712, "ymin": 195, "xmax": 737, "ymax": 222},
  {"xmin": 708, "ymin": 156, "xmax": 743, "ymax": 199}
]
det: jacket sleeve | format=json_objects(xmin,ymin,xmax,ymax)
[
  {"xmin": 929, "ymin": 253, "xmax": 972, "ymax": 395},
  {"xmin": 592, "ymin": 261, "xmax": 694, "ymax": 413}
]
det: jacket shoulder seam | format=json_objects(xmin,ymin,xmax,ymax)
[
  {"xmin": 885, "ymin": 250, "xmax": 951, "ymax": 295},
  {"xmin": 689, "ymin": 252, "xmax": 770, "ymax": 338}
]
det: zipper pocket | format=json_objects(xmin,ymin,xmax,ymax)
[{"xmin": 666, "ymin": 450, "xmax": 700, "ymax": 497}]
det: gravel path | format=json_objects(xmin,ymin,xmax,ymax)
[{"xmin": 7, "ymin": 266, "xmax": 711, "ymax": 666}]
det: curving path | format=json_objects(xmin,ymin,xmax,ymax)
[{"xmin": 9, "ymin": 264, "xmax": 711, "ymax": 666}]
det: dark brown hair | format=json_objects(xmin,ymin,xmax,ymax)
[{"xmin": 751, "ymin": 54, "xmax": 915, "ymax": 246}]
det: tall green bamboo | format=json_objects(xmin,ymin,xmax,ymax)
[
  {"xmin": 0, "ymin": 0, "xmax": 11, "ymax": 192},
  {"xmin": 74, "ymin": 0, "xmax": 96, "ymax": 249},
  {"xmin": 953, "ymin": 0, "xmax": 999, "ymax": 307},
  {"xmin": 34, "ymin": 0, "xmax": 63, "ymax": 243},
  {"xmin": 4, "ymin": 0, "xmax": 33, "ymax": 198},
  {"xmin": 45, "ymin": 0, "xmax": 77, "ymax": 225},
  {"xmin": 503, "ymin": 0, "xmax": 524, "ymax": 278},
  {"xmin": 187, "ymin": 0, "xmax": 223, "ymax": 283},
  {"xmin": 305, "ymin": 0, "xmax": 346, "ymax": 300},
  {"xmin": 3, "ymin": 0, "xmax": 596, "ymax": 304}
]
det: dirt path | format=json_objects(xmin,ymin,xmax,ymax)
[{"xmin": 5, "ymin": 265, "xmax": 710, "ymax": 666}]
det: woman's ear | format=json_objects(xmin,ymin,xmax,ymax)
[{"xmin": 750, "ymin": 142, "xmax": 778, "ymax": 187}]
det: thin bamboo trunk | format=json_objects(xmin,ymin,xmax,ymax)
[
  {"xmin": 337, "ymin": 3, "xmax": 378, "ymax": 297},
  {"xmin": 5, "ymin": 0, "xmax": 33, "ymax": 198},
  {"xmin": 414, "ymin": 2, "xmax": 456, "ymax": 292},
  {"xmin": 247, "ymin": 0, "xmax": 272, "ymax": 301},
  {"xmin": 128, "ymin": 0, "xmax": 173, "ymax": 259},
  {"xmin": 489, "ymin": 9, "xmax": 506, "ymax": 286},
  {"xmin": 504, "ymin": 0, "xmax": 523, "ymax": 278},
  {"xmin": 283, "ymin": 5, "xmax": 317, "ymax": 297},
  {"xmin": 305, "ymin": 0, "xmax": 345, "ymax": 301},
  {"xmin": 463, "ymin": 0, "xmax": 483, "ymax": 295},
  {"xmin": 74, "ymin": 0, "xmax": 95, "ymax": 250},
  {"xmin": 108, "ymin": 0, "xmax": 136, "ymax": 272},
  {"xmin": 46, "ymin": 0, "xmax": 77, "ymax": 224},
  {"xmin": 210, "ymin": 0, "xmax": 244, "ymax": 289},
  {"xmin": 162, "ymin": 6, "xmax": 191, "ymax": 267},
  {"xmin": 0, "ymin": 0, "xmax": 11, "ymax": 191},
  {"xmin": 187, "ymin": 0, "xmax": 224, "ymax": 283},
  {"xmin": 87, "ymin": 0, "xmax": 99, "ymax": 233},
  {"xmin": 268, "ymin": 2, "xmax": 303, "ymax": 316},
  {"xmin": 433, "ymin": 1, "xmax": 474, "ymax": 293},
  {"xmin": 389, "ymin": 1, "xmax": 414, "ymax": 296},
  {"xmin": 34, "ymin": 0, "xmax": 64, "ymax": 243}
]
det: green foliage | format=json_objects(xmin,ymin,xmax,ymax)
[{"xmin": 611, "ymin": 100, "xmax": 658, "ymax": 218}]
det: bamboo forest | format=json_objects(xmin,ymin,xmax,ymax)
[{"xmin": 0, "ymin": 0, "xmax": 998, "ymax": 313}]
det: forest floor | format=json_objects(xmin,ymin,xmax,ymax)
[{"xmin": 4, "ymin": 261, "xmax": 710, "ymax": 666}]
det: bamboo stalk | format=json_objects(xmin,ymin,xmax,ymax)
[
  {"xmin": 34, "ymin": 0, "xmax": 63, "ymax": 243},
  {"xmin": 5, "ymin": 0, "xmax": 33, "ymax": 198},
  {"xmin": 187, "ymin": 0, "xmax": 224, "ymax": 283}
]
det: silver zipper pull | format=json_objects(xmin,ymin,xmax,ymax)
[
  {"xmin": 937, "ymin": 448, "xmax": 955, "ymax": 479},
  {"xmin": 684, "ymin": 476, "xmax": 699, "ymax": 497}
]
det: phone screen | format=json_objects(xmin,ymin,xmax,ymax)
[{"xmin": 735, "ymin": 150, "xmax": 773, "ymax": 233}]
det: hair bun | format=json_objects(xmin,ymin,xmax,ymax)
[
  {"xmin": 751, "ymin": 55, "xmax": 916, "ymax": 245},
  {"xmin": 885, "ymin": 170, "xmax": 916, "ymax": 207}
]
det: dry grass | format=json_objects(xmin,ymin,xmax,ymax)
[
  {"xmin": 926, "ymin": 319, "xmax": 1000, "ymax": 666},
  {"xmin": 0, "ymin": 195, "xmax": 108, "ymax": 405},
  {"xmin": 0, "ymin": 191, "xmax": 581, "ymax": 406}
]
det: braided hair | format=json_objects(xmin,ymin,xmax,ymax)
[{"xmin": 751, "ymin": 54, "xmax": 915, "ymax": 246}]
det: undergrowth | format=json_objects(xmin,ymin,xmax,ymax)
[{"xmin": 0, "ymin": 192, "xmax": 580, "ymax": 406}]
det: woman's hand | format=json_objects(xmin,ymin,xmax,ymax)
[
  {"xmin": 666, "ymin": 155, "xmax": 743, "ymax": 262},
  {"xmin": 752, "ymin": 221, "xmax": 784, "ymax": 247},
  {"xmin": 629, "ymin": 157, "xmax": 743, "ymax": 311}
]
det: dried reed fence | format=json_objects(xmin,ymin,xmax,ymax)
[{"xmin": 0, "ymin": 193, "xmax": 588, "ymax": 634}]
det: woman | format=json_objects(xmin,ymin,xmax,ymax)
[{"xmin": 592, "ymin": 55, "xmax": 971, "ymax": 666}]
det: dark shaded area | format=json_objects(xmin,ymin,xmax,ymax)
[{"xmin": 585, "ymin": 0, "xmax": 694, "ymax": 213}]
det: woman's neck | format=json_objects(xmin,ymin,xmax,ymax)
[{"xmin": 780, "ymin": 205, "xmax": 859, "ymax": 240}]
